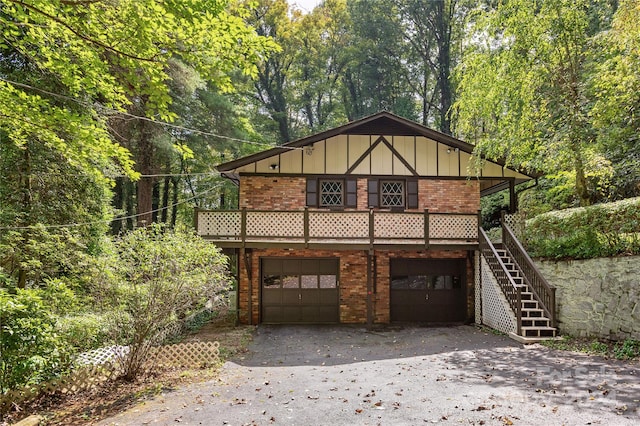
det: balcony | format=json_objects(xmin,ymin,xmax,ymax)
[{"xmin": 196, "ymin": 209, "xmax": 479, "ymax": 250}]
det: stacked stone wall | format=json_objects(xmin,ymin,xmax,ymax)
[{"xmin": 536, "ymin": 256, "xmax": 640, "ymax": 340}]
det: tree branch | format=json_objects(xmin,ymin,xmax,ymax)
[{"xmin": 9, "ymin": 0, "xmax": 159, "ymax": 62}]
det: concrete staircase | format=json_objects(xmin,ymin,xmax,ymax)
[{"xmin": 496, "ymin": 248, "xmax": 559, "ymax": 343}]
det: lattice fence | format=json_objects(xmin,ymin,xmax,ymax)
[
  {"xmin": 479, "ymin": 255, "xmax": 517, "ymax": 335},
  {"xmin": 374, "ymin": 212, "xmax": 424, "ymax": 239},
  {"xmin": 1, "ymin": 341, "xmax": 221, "ymax": 412},
  {"xmin": 198, "ymin": 211, "xmax": 241, "ymax": 237},
  {"xmin": 503, "ymin": 212, "xmax": 526, "ymax": 240},
  {"xmin": 246, "ymin": 211, "xmax": 304, "ymax": 237},
  {"xmin": 309, "ymin": 212, "xmax": 369, "ymax": 238},
  {"xmin": 430, "ymin": 214, "xmax": 478, "ymax": 239},
  {"xmin": 475, "ymin": 251, "xmax": 482, "ymax": 325}
]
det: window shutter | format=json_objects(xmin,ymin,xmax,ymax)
[
  {"xmin": 407, "ymin": 178, "xmax": 418, "ymax": 209},
  {"xmin": 346, "ymin": 178, "xmax": 357, "ymax": 208},
  {"xmin": 306, "ymin": 178, "xmax": 318, "ymax": 207},
  {"xmin": 368, "ymin": 179, "xmax": 379, "ymax": 208}
]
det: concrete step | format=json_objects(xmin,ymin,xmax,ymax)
[{"xmin": 509, "ymin": 332, "xmax": 563, "ymax": 344}]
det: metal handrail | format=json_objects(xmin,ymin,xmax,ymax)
[
  {"xmin": 479, "ymin": 226, "xmax": 523, "ymax": 335},
  {"xmin": 502, "ymin": 221, "xmax": 557, "ymax": 328}
]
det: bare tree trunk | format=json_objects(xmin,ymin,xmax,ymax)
[{"xmin": 136, "ymin": 121, "xmax": 155, "ymax": 227}]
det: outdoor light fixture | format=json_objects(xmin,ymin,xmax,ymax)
[{"xmin": 269, "ymin": 164, "xmax": 279, "ymax": 170}]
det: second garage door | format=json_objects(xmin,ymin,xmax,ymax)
[
  {"xmin": 390, "ymin": 258, "xmax": 467, "ymax": 323},
  {"xmin": 261, "ymin": 258, "xmax": 339, "ymax": 324}
]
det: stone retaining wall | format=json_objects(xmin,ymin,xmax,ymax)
[{"xmin": 535, "ymin": 256, "xmax": 640, "ymax": 340}]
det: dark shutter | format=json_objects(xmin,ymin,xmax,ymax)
[
  {"xmin": 407, "ymin": 178, "xmax": 418, "ymax": 209},
  {"xmin": 306, "ymin": 178, "xmax": 318, "ymax": 207},
  {"xmin": 368, "ymin": 179, "xmax": 379, "ymax": 208},
  {"xmin": 346, "ymin": 178, "xmax": 357, "ymax": 208}
]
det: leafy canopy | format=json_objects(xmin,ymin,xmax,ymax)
[{"xmin": 0, "ymin": 0, "xmax": 278, "ymax": 182}]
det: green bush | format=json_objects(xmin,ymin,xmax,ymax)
[
  {"xmin": 57, "ymin": 313, "xmax": 112, "ymax": 353},
  {"xmin": 524, "ymin": 197, "xmax": 640, "ymax": 259},
  {"xmin": 0, "ymin": 289, "xmax": 72, "ymax": 395},
  {"xmin": 94, "ymin": 225, "xmax": 231, "ymax": 380}
]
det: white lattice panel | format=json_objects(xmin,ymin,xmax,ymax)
[
  {"xmin": 309, "ymin": 212, "xmax": 368, "ymax": 238},
  {"xmin": 503, "ymin": 212, "xmax": 525, "ymax": 239},
  {"xmin": 197, "ymin": 211, "xmax": 241, "ymax": 237},
  {"xmin": 374, "ymin": 213, "xmax": 424, "ymax": 239},
  {"xmin": 475, "ymin": 251, "xmax": 482, "ymax": 325},
  {"xmin": 480, "ymin": 255, "xmax": 517, "ymax": 334},
  {"xmin": 246, "ymin": 211, "xmax": 304, "ymax": 237},
  {"xmin": 430, "ymin": 214, "xmax": 478, "ymax": 239}
]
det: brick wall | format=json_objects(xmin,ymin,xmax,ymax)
[
  {"xmin": 239, "ymin": 176, "xmax": 479, "ymax": 213},
  {"xmin": 418, "ymin": 180, "xmax": 480, "ymax": 213},
  {"xmin": 236, "ymin": 248, "xmax": 474, "ymax": 325},
  {"xmin": 240, "ymin": 176, "xmax": 306, "ymax": 210}
]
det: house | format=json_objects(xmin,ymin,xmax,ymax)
[{"xmin": 196, "ymin": 112, "xmax": 557, "ymax": 340}]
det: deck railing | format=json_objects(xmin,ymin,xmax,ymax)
[
  {"xmin": 501, "ymin": 220, "xmax": 556, "ymax": 327},
  {"xmin": 479, "ymin": 226, "xmax": 523, "ymax": 335},
  {"xmin": 196, "ymin": 208, "xmax": 479, "ymax": 247}
]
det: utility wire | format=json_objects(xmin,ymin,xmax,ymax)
[
  {"xmin": 0, "ymin": 185, "xmax": 220, "ymax": 231},
  {"xmin": 0, "ymin": 77, "xmax": 304, "ymax": 151}
]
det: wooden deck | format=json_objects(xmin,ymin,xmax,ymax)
[{"xmin": 196, "ymin": 209, "xmax": 479, "ymax": 250}]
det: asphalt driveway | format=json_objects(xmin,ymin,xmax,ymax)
[{"xmin": 100, "ymin": 325, "xmax": 640, "ymax": 425}]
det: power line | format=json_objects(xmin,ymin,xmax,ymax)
[
  {"xmin": 0, "ymin": 185, "xmax": 220, "ymax": 231},
  {"xmin": 0, "ymin": 77, "xmax": 304, "ymax": 151}
]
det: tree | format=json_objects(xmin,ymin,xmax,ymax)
[
  {"xmin": 454, "ymin": 0, "xmax": 616, "ymax": 206},
  {"xmin": 590, "ymin": 0, "xmax": 640, "ymax": 199},
  {"xmin": 1, "ymin": 0, "xmax": 278, "ymax": 227}
]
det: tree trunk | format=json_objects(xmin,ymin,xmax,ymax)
[
  {"xmin": 170, "ymin": 177, "xmax": 179, "ymax": 228},
  {"xmin": 160, "ymin": 175, "xmax": 170, "ymax": 224},
  {"xmin": 136, "ymin": 121, "xmax": 155, "ymax": 227},
  {"xmin": 436, "ymin": 0, "xmax": 452, "ymax": 135}
]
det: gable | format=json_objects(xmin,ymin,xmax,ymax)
[{"xmin": 218, "ymin": 112, "xmax": 536, "ymax": 193}]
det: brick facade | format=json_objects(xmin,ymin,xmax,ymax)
[
  {"xmin": 234, "ymin": 175, "xmax": 479, "ymax": 325},
  {"xmin": 240, "ymin": 176, "xmax": 480, "ymax": 213},
  {"xmin": 236, "ymin": 247, "xmax": 474, "ymax": 325}
]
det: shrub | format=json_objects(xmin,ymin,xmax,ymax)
[
  {"xmin": 94, "ymin": 225, "xmax": 231, "ymax": 380},
  {"xmin": 524, "ymin": 197, "xmax": 640, "ymax": 259},
  {"xmin": 0, "ymin": 289, "xmax": 72, "ymax": 395}
]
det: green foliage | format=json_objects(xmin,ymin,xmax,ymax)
[
  {"xmin": 524, "ymin": 197, "xmax": 640, "ymax": 259},
  {"xmin": 94, "ymin": 225, "xmax": 231, "ymax": 380},
  {"xmin": 542, "ymin": 335, "xmax": 640, "ymax": 361},
  {"xmin": 0, "ymin": 288, "xmax": 72, "ymax": 395},
  {"xmin": 613, "ymin": 339, "xmax": 640, "ymax": 360},
  {"xmin": 57, "ymin": 313, "xmax": 112, "ymax": 353},
  {"xmin": 454, "ymin": 0, "xmax": 617, "ymax": 206}
]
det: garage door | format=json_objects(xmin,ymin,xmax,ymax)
[
  {"xmin": 261, "ymin": 258, "xmax": 339, "ymax": 324},
  {"xmin": 390, "ymin": 258, "xmax": 466, "ymax": 323}
]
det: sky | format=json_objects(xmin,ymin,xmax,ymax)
[{"xmin": 292, "ymin": 0, "xmax": 323, "ymax": 14}]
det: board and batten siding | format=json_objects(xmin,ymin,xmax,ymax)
[{"xmin": 234, "ymin": 134, "xmax": 529, "ymax": 181}]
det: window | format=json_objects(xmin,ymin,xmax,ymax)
[
  {"xmin": 320, "ymin": 180, "xmax": 344, "ymax": 207},
  {"xmin": 368, "ymin": 178, "xmax": 418, "ymax": 209},
  {"xmin": 307, "ymin": 178, "xmax": 357, "ymax": 208},
  {"xmin": 380, "ymin": 180, "xmax": 405, "ymax": 207}
]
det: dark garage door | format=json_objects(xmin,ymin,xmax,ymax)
[
  {"xmin": 390, "ymin": 258, "xmax": 466, "ymax": 323},
  {"xmin": 261, "ymin": 258, "xmax": 339, "ymax": 324}
]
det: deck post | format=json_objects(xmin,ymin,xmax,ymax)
[
  {"xmin": 241, "ymin": 207, "xmax": 247, "ymax": 248},
  {"xmin": 366, "ymin": 250, "xmax": 373, "ymax": 328},
  {"xmin": 369, "ymin": 208, "xmax": 374, "ymax": 250},
  {"xmin": 424, "ymin": 208, "xmax": 430, "ymax": 249},
  {"xmin": 304, "ymin": 207, "xmax": 310, "ymax": 248}
]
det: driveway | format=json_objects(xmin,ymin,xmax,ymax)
[{"xmin": 100, "ymin": 325, "xmax": 640, "ymax": 425}]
